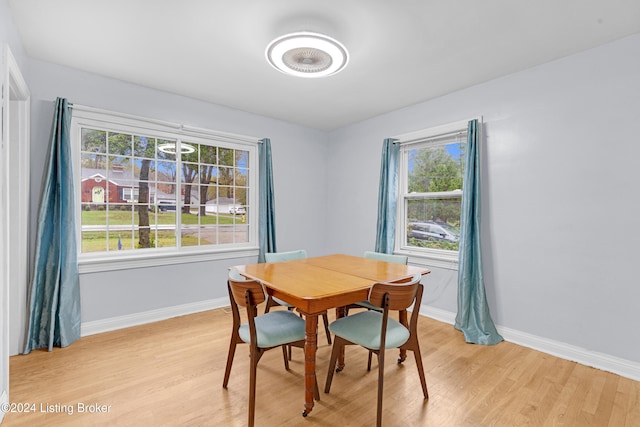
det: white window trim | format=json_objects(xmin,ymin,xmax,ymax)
[
  {"xmin": 79, "ymin": 247, "xmax": 259, "ymax": 274},
  {"xmin": 393, "ymin": 118, "xmax": 481, "ymax": 270},
  {"xmin": 71, "ymin": 105, "xmax": 261, "ymax": 273}
]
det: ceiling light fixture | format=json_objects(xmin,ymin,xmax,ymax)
[
  {"xmin": 265, "ymin": 31, "xmax": 349, "ymax": 78},
  {"xmin": 158, "ymin": 142, "xmax": 195, "ymax": 154}
]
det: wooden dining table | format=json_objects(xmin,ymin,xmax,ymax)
[{"xmin": 233, "ymin": 253, "xmax": 430, "ymax": 417}]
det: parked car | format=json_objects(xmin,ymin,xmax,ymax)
[
  {"xmin": 409, "ymin": 221, "xmax": 459, "ymax": 242},
  {"xmin": 229, "ymin": 206, "xmax": 246, "ymax": 215},
  {"xmin": 157, "ymin": 200, "xmax": 176, "ymax": 212}
]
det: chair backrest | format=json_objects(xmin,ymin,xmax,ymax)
[
  {"xmin": 227, "ymin": 269, "xmax": 267, "ymax": 354},
  {"xmin": 265, "ymin": 249, "xmax": 308, "ymax": 262},
  {"xmin": 368, "ymin": 273, "xmax": 422, "ymax": 311},
  {"xmin": 409, "ymin": 282, "xmax": 424, "ymax": 333},
  {"xmin": 228, "ymin": 268, "xmax": 265, "ymax": 308},
  {"xmin": 364, "ymin": 251, "xmax": 408, "ymax": 265}
]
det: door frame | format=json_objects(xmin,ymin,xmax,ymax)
[{"xmin": 1, "ymin": 44, "xmax": 30, "ymax": 421}]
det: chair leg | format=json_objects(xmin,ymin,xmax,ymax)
[
  {"xmin": 264, "ymin": 296, "xmax": 274, "ymax": 314},
  {"xmin": 222, "ymin": 339, "xmax": 237, "ymax": 388},
  {"xmin": 248, "ymin": 350, "xmax": 258, "ymax": 427},
  {"xmin": 376, "ymin": 349, "xmax": 386, "ymax": 427},
  {"xmin": 324, "ymin": 337, "xmax": 344, "ymax": 393},
  {"xmin": 322, "ymin": 313, "xmax": 332, "ymax": 345},
  {"xmin": 367, "ymin": 350, "xmax": 374, "ymax": 371},
  {"xmin": 281, "ymin": 345, "xmax": 290, "ymax": 370},
  {"xmin": 412, "ymin": 346, "xmax": 429, "ymax": 399},
  {"xmin": 314, "ymin": 377, "xmax": 320, "ymax": 401}
]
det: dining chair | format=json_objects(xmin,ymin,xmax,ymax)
[
  {"xmin": 346, "ymin": 251, "xmax": 409, "ymax": 313},
  {"xmin": 263, "ymin": 249, "xmax": 308, "ymax": 314},
  {"xmin": 264, "ymin": 249, "xmax": 332, "ymax": 346},
  {"xmin": 223, "ymin": 268, "xmax": 317, "ymax": 427},
  {"xmin": 324, "ymin": 273, "xmax": 428, "ymax": 427}
]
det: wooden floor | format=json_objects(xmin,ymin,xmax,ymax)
[{"xmin": 4, "ymin": 308, "xmax": 639, "ymax": 426}]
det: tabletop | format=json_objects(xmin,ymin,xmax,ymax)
[{"xmin": 234, "ymin": 254, "xmax": 429, "ymax": 314}]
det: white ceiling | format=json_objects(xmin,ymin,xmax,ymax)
[{"xmin": 8, "ymin": 0, "xmax": 640, "ymax": 131}]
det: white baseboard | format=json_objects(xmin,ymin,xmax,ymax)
[
  {"xmin": 81, "ymin": 298, "xmax": 229, "ymax": 337},
  {"xmin": 1, "ymin": 390, "xmax": 8, "ymax": 423},
  {"xmin": 419, "ymin": 305, "xmax": 457, "ymax": 324},
  {"xmin": 418, "ymin": 304, "xmax": 640, "ymax": 382}
]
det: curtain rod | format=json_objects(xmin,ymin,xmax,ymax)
[
  {"xmin": 391, "ymin": 117, "xmax": 479, "ymax": 145},
  {"xmin": 395, "ymin": 129, "xmax": 466, "ymax": 146}
]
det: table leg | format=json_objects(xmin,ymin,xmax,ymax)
[
  {"xmin": 303, "ymin": 314, "xmax": 318, "ymax": 417},
  {"xmin": 399, "ymin": 309, "xmax": 408, "ymax": 362},
  {"xmin": 335, "ymin": 306, "xmax": 347, "ymax": 371}
]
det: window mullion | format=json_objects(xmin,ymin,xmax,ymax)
[{"xmin": 176, "ymin": 138, "xmax": 183, "ymax": 248}]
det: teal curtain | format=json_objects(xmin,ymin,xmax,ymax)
[
  {"xmin": 258, "ymin": 138, "xmax": 277, "ymax": 263},
  {"xmin": 454, "ymin": 119, "xmax": 503, "ymax": 345},
  {"xmin": 374, "ymin": 138, "xmax": 399, "ymax": 254},
  {"xmin": 24, "ymin": 98, "xmax": 81, "ymax": 353}
]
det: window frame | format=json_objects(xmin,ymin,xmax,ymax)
[
  {"xmin": 394, "ymin": 119, "xmax": 474, "ymax": 270},
  {"xmin": 70, "ymin": 105, "xmax": 260, "ymax": 273}
]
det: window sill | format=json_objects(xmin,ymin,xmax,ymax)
[
  {"xmin": 78, "ymin": 247, "xmax": 259, "ymax": 274},
  {"xmin": 395, "ymin": 248, "xmax": 459, "ymax": 271}
]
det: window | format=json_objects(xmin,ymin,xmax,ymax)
[
  {"xmin": 71, "ymin": 106, "xmax": 259, "ymax": 271},
  {"xmin": 395, "ymin": 120, "xmax": 470, "ymax": 267}
]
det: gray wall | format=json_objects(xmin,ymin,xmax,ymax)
[
  {"xmin": 327, "ymin": 33, "xmax": 640, "ymax": 363},
  {"xmin": 0, "ymin": 0, "xmax": 25, "ymax": 68},
  {"xmin": 26, "ymin": 59, "xmax": 330, "ymax": 323}
]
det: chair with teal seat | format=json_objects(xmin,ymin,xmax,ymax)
[
  {"xmin": 346, "ymin": 251, "xmax": 409, "ymax": 369},
  {"xmin": 324, "ymin": 273, "xmax": 428, "ymax": 427},
  {"xmin": 347, "ymin": 251, "xmax": 408, "ymax": 313},
  {"xmin": 265, "ymin": 249, "xmax": 308, "ymax": 263},
  {"xmin": 223, "ymin": 268, "xmax": 318, "ymax": 427},
  {"xmin": 263, "ymin": 249, "xmax": 308, "ymax": 314},
  {"xmin": 264, "ymin": 250, "xmax": 332, "ymax": 345}
]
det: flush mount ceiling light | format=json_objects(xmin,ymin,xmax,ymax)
[{"xmin": 265, "ymin": 31, "xmax": 349, "ymax": 78}]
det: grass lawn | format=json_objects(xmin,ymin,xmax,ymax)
[
  {"xmin": 81, "ymin": 209, "xmax": 245, "ymax": 252},
  {"xmin": 81, "ymin": 209, "xmax": 239, "ymax": 225}
]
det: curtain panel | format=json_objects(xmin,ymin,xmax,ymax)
[
  {"xmin": 454, "ymin": 119, "xmax": 503, "ymax": 345},
  {"xmin": 258, "ymin": 138, "xmax": 277, "ymax": 262},
  {"xmin": 24, "ymin": 97, "xmax": 81, "ymax": 353},
  {"xmin": 374, "ymin": 138, "xmax": 400, "ymax": 254}
]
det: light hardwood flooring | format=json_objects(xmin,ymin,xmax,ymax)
[{"xmin": 3, "ymin": 308, "xmax": 639, "ymax": 426}]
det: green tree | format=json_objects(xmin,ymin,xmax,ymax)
[
  {"xmin": 199, "ymin": 145, "xmax": 217, "ymax": 216},
  {"xmin": 408, "ymin": 146, "xmax": 463, "ymax": 193},
  {"xmin": 408, "ymin": 144, "xmax": 464, "ymax": 225},
  {"xmin": 218, "ymin": 148, "xmax": 235, "ymax": 199},
  {"xmin": 81, "ymin": 129, "xmax": 107, "ymax": 169},
  {"xmin": 157, "ymin": 139, "xmax": 177, "ymax": 196},
  {"xmin": 181, "ymin": 146, "xmax": 199, "ymax": 214},
  {"xmin": 134, "ymin": 136, "xmax": 155, "ymax": 248},
  {"xmin": 80, "ymin": 129, "xmax": 107, "ymax": 168},
  {"xmin": 103, "ymin": 132, "xmax": 154, "ymax": 249}
]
